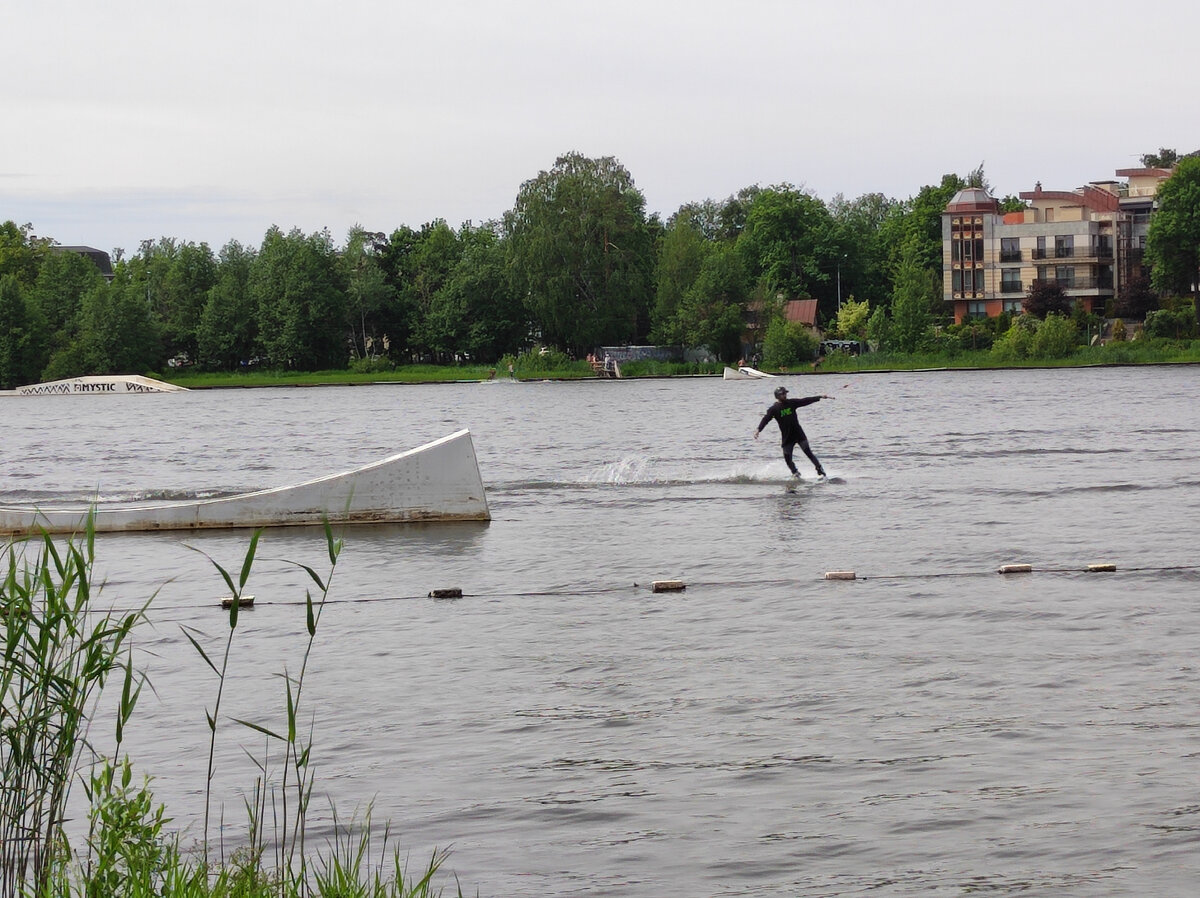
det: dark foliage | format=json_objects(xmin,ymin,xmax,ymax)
[{"xmin": 1023, "ymin": 280, "xmax": 1072, "ymax": 319}]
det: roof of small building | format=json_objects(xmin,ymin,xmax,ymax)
[
  {"xmin": 1018, "ymin": 183, "xmax": 1120, "ymax": 213},
  {"xmin": 783, "ymin": 298, "xmax": 818, "ymax": 326},
  {"xmin": 1114, "ymin": 167, "xmax": 1173, "ymax": 178},
  {"xmin": 944, "ymin": 188, "xmax": 1000, "ymax": 214},
  {"xmin": 53, "ymin": 245, "xmax": 114, "ymax": 277}
]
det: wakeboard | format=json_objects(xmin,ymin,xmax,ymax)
[{"xmin": 784, "ymin": 475, "xmax": 843, "ymax": 493}]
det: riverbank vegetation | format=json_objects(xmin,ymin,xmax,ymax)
[
  {"xmin": 1, "ymin": 150, "xmax": 1198, "ymax": 390},
  {"xmin": 1, "ymin": 523, "xmax": 460, "ymax": 896}
]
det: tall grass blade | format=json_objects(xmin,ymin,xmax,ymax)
[
  {"xmin": 231, "ymin": 718, "xmax": 285, "ymax": 742},
  {"xmin": 239, "ymin": 528, "xmax": 262, "ymax": 590},
  {"xmin": 180, "ymin": 627, "xmax": 219, "ymax": 675}
]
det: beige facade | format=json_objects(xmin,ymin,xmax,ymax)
[{"xmin": 942, "ymin": 169, "xmax": 1170, "ymax": 324}]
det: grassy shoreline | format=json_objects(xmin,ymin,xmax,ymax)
[{"xmin": 163, "ymin": 344, "xmax": 1200, "ymax": 389}]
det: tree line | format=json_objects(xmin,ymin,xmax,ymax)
[{"xmin": 2, "ymin": 151, "xmax": 1197, "ymax": 389}]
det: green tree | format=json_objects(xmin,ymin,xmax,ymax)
[
  {"xmin": 866, "ymin": 305, "xmax": 890, "ymax": 349},
  {"xmin": 1023, "ymin": 280, "xmax": 1072, "ymax": 319},
  {"xmin": 504, "ymin": 152, "xmax": 652, "ymax": 355},
  {"xmin": 75, "ymin": 281, "xmax": 161, "ymax": 374},
  {"xmin": 376, "ymin": 225, "xmax": 423, "ymax": 361},
  {"xmin": 828, "ymin": 191, "xmax": 898, "ymax": 310},
  {"xmin": 408, "ymin": 220, "xmax": 464, "ymax": 360},
  {"xmin": 761, "ymin": 316, "xmax": 818, "ymax": 368},
  {"xmin": 1141, "ymin": 148, "xmax": 1179, "ymax": 168},
  {"xmin": 0, "ymin": 221, "xmax": 47, "ymax": 286},
  {"xmin": 1030, "ymin": 313, "xmax": 1078, "ymax": 359},
  {"xmin": 671, "ymin": 187, "xmax": 761, "ymax": 243},
  {"xmin": 890, "ymin": 240, "xmax": 936, "ymax": 353},
  {"xmin": 29, "ymin": 249, "xmax": 105, "ymax": 358},
  {"xmin": 0, "ymin": 275, "xmax": 44, "ymax": 388},
  {"xmin": 424, "ymin": 225, "xmax": 527, "ymax": 364},
  {"xmin": 652, "ymin": 218, "xmax": 708, "ymax": 344},
  {"xmin": 342, "ymin": 228, "xmax": 394, "ymax": 360},
  {"xmin": 676, "ymin": 243, "xmax": 749, "ymax": 362},
  {"xmin": 1145, "ymin": 155, "xmax": 1200, "ymax": 306},
  {"xmin": 197, "ymin": 240, "xmax": 257, "ymax": 370},
  {"xmin": 991, "ymin": 318, "xmax": 1035, "ymax": 362},
  {"xmin": 1112, "ymin": 274, "xmax": 1158, "ymax": 319},
  {"xmin": 160, "ymin": 241, "xmax": 217, "ymax": 362},
  {"xmin": 1144, "ymin": 307, "xmax": 1198, "ymax": 339},
  {"xmin": 833, "ymin": 296, "xmax": 870, "ymax": 340},
  {"xmin": 891, "ymin": 174, "xmax": 967, "ymax": 277},
  {"xmin": 737, "ymin": 185, "xmax": 836, "ymax": 307},
  {"xmin": 250, "ymin": 227, "xmax": 347, "ymax": 370}
]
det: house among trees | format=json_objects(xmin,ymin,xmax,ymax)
[
  {"xmin": 742, "ymin": 297, "xmax": 817, "ymax": 357},
  {"xmin": 942, "ymin": 168, "xmax": 1172, "ymax": 324},
  {"xmin": 52, "ymin": 245, "xmax": 115, "ymax": 281}
]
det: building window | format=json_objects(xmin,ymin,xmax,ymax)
[
  {"xmin": 1002, "ymin": 299, "xmax": 1023, "ymax": 314},
  {"xmin": 1035, "ymin": 235, "xmax": 1046, "ymax": 260},
  {"xmin": 1056, "ymin": 266, "xmax": 1075, "ymax": 287},
  {"xmin": 1000, "ymin": 237, "xmax": 1021, "ymax": 262},
  {"xmin": 974, "ymin": 269, "xmax": 984, "ymax": 292},
  {"xmin": 952, "ymin": 270, "xmax": 962, "ymax": 292},
  {"xmin": 975, "ymin": 238, "xmax": 984, "ymax": 262},
  {"xmin": 1055, "ymin": 235, "xmax": 1074, "ymax": 258},
  {"xmin": 1001, "ymin": 269, "xmax": 1022, "ymax": 293},
  {"xmin": 967, "ymin": 301, "xmax": 986, "ymax": 318},
  {"xmin": 952, "ymin": 239, "xmax": 962, "ymax": 262}
]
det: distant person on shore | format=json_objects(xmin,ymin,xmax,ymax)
[{"xmin": 753, "ymin": 386, "xmax": 831, "ymax": 478}]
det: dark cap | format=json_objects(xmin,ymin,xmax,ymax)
[{"xmin": 773, "ymin": 386, "xmax": 788, "ymax": 400}]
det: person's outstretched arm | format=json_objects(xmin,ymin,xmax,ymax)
[{"xmin": 753, "ymin": 409, "xmax": 774, "ymax": 438}]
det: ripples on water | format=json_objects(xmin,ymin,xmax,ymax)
[{"xmin": 3, "ymin": 367, "xmax": 1199, "ymax": 896}]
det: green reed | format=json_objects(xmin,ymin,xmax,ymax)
[
  {"xmin": 186, "ymin": 522, "xmax": 341, "ymax": 890},
  {"xmin": 2, "ymin": 519, "xmax": 460, "ymax": 897},
  {"xmin": 1, "ymin": 518, "xmax": 147, "ymax": 896}
]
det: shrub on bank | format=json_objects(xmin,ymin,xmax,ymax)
[
  {"xmin": 1031, "ymin": 314, "xmax": 1078, "ymax": 359},
  {"xmin": 1144, "ymin": 307, "xmax": 1199, "ymax": 340},
  {"xmin": 991, "ymin": 320, "xmax": 1034, "ymax": 362},
  {"xmin": 500, "ymin": 348, "xmax": 591, "ymax": 377},
  {"xmin": 762, "ymin": 318, "xmax": 818, "ymax": 369},
  {"xmin": 350, "ymin": 356, "xmax": 396, "ymax": 374}
]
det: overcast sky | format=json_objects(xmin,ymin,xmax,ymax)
[{"xmin": 5, "ymin": 0, "xmax": 1198, "ymax": 256}]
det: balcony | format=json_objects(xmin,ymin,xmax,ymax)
[
  {"xmin": 1032, "ymin": 246, "xmax": 1113, "ymax": 261},
  {"xmin": 1000, "ymin": 280, "xmax": 1023, "ymax": 294},
  {"xmin": 1031, "ymin": 277, "xmax": 1113, "ymax": 292},
  {"xmin": 999, "ymin": 250, "xmax": 1022, "ymax": 263}
]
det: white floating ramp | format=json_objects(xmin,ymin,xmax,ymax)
[
  {"xmin": 0, "ymin": 429, "xmax": 490, "ymax": 535},
  {"xmin": 11, "ymin": 375, "xmax": 188, "ymax": 395},
  {"xmin": 723, "ymin": 366, "xmax": 776, "ymax": 380}
]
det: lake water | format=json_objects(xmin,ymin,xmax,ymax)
[{"xmin": 3, "ymin": 366, "xmax": 1200, "ymax": 896}]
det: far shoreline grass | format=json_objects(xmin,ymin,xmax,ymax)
[{"xmin": 163, "ymin": 342, "xmax": 1200, "ymax": 389}]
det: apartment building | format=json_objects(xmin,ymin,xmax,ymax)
[{"xmin": 942, "ymin": 168, "xmax": 1171, "ymax": 324}]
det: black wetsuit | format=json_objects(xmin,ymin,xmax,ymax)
[{"xmin": 757, "ymin": 397, "xmax": 826, "ymax": 477}]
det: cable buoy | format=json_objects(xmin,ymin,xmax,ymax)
[
  {"xmin": 651, "ymin": 580, "xmax": 686, "ymax": 593},
  {"xmin": 428, "ymin": 587, "xmax": 463, "ymax": 599},
  {"xmin": 824, "ymin": 571, "xmax": 856, "ymax": 580},
  {"xmin": 997, "ymin": 564, "xmax": 1033, "ymax": 574},
  {"xmin": 220, "ymin": 595, "xmax": 255, "ymax": 609},
  {"xmin": 1086, "ymin": 563, "xmax": 1117, "ymax": 572}
]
